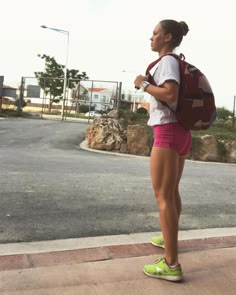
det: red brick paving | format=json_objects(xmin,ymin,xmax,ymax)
[
  {"xmin": 0, "ymin": 254, "xmax": 31, "ymax": 271},
  {"xmin": 0, "ymin": 235, "xmax": 235, "ymax": 271}
]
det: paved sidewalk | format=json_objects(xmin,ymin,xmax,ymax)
[{"xmin": 0, "ymin": 236, "xmax": 235, "ymax": 294}]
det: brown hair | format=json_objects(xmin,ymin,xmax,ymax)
[{"xmin": 159, "ymin": 19, "xmax": 189, "ymax": 48}]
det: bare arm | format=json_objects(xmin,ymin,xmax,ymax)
[{"xmin": 134, "ymin": 75, "xmax": 179, "ymax": 104}]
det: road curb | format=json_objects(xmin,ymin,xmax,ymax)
[
  {"xmin": 80, "ymin": 140, "xmax": 236, "ymax": 165},
  {"xmin": 0, "ymin": 235, "xmax": 235, "ymax": 272}
]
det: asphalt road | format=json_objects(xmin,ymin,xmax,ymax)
[{"xmin": 0, "ymin": 117, "xmax": 235, "ymax": 243}]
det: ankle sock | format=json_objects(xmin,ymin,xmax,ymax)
[
  {"xmin": 165, "ymin": 259, "xmax": 179, "ymax": 269},
  {"xmin": 169, "ymin": 263, "xmax": 179, "ymax": 269}
]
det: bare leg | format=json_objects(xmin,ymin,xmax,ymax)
[
  {"xmin": 175, "ymin": 156, "xmax": 185, "ymax": 220},
  {"xmin": 150, "ymin": 147, "xmax": 181, "ymax": 266}
]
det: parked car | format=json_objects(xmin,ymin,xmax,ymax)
[{"xmin": 85, "ymin": 111, "xmax": 102, "ymax": 118}]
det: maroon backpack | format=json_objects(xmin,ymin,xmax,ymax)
[{"xmin": 146, "ymin": 53, "xmax": 217, "ymax": 130}]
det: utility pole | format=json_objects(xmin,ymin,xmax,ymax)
[
  {"xmin": 0, "ymin": 76, "xmax": 3, "ymax": 112},
  {"xmin": 41, "ymin": 25, "xmax": 69, "ymax": 121},
  {"xmin": 18, "ymin": 77, "xmax": 25, "ymax": 114},
  {"xmin": 233, "ymin": 95, "xmax": 236, "ymax": 128}
]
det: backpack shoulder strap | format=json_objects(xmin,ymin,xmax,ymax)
[
  {"xmin": 146, "ymin": 53, "xmax": 184, "ymax": 110},
  {"xmin": 145, "ymin": 56, "xmax": 162, "ymax": 76},
  {"xmin": 166, "ymin": 53, "xmax": 185, "ymax": 60},
  {"xmin": 145, "ymin": 53, "xmax": 185, "ymax": 77}
]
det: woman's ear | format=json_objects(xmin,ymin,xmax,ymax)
[{"xmin": 165, "ymin": 33, "xmax": 172, "ymax": 43}]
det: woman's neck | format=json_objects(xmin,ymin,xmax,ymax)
[{"xmin": 159, "ymin": 48, "xmax": 174, "ymax": 57}]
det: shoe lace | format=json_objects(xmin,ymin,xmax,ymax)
[{"xmin": 154, "ymin": 257, "xmax": 165, "ymax": 264}]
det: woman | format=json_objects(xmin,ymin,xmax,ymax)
[{"xmin": 134, "ymin": 19, "xmax": 192, "ymax": 282}]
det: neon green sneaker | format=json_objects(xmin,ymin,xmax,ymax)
[
  {"xmin": 143, "ymin": 257, "xmax": 183, "ymax": 282},
  {"xmin": 150, "ymin": 234, "xmax": 165, "ymax": 248}
]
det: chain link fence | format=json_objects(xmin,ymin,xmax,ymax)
[{"xmin": 17, "ymin": 76, "xmax": 124, "ymax": 121}]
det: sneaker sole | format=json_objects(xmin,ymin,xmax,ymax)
[
  {"xmin": 143, "ymin": 269, "xmax": 183, "ymax": 282},
  {"xmin": 150, "ymin": 241, "xmax": 165, "ymax": 249}
]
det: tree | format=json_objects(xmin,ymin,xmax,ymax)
[
  {"xmin": 216, "ymin": 107, "xmax": 233, "ymax": 121},
  {"xmin": 35, "ymin": 54, "xmax": 89, "ymax": 111}
]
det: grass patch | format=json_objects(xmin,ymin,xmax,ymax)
[
  {"xmin": 0, "ymin": 109, "xmax": 21, "ymax": 117},
  {"xmin": 0, "ymin": 109, "xmax": 39, "ymax": 118},
  {"xmin": 192, "ymin": 125, "xmax": 236, "ymax": 141},
  {"xmin": 118, "ymin": 111, "xmax": 236, "ymax": 148}
]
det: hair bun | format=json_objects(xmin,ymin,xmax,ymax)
[{"xmin": 179, "ymin": 21, "xmax": 189, "ymax": 36}]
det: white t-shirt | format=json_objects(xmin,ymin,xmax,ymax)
[{"xmin": 147, "ymin": 55, "xmax": 180, "ymax": 126}]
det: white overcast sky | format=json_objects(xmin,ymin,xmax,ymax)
[{"xmin": 0, "ymin": 0, "xmax": 235, "ymax": 110}]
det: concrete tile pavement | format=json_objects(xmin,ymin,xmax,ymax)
[{"xmin": 0, "ymin": 235, "xmax": 236, "ymax": 294}]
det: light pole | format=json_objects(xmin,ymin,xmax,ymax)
[
  {"xmin": 233, "ymin": 95, "xmax": 236, "ymax": 128},
  {"xmin": 41, "ymin": 25, "xmax": 69, "ymax": 121}
]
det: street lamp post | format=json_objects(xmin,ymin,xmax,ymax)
[
  {"xmin": 233, "ymin": 95, "xmax": 236, "ymax": 128},
  {"xmin": 41, "ymin": 25, "xmax": 69, "ymax": 121}
]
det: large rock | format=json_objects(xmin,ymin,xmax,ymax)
[
  {"xmin": 190, "ymin": 135, "xmax": 219, "ymax": 162},
  {"xmin": 189, "ymin": 135, "xmax": 236, "ymax": 163},
  {"xmin": 86, "ymin": 117, "xmax": 127, "ymax": 152},
  {"xmin": 225, "ymin": 141, "xmax": 236, "ymax": 163},
  {"xmin": 106, "ymin": 109, "xmax": 119, "ymax": 119},
  {"xmin": 127, "ymin": 125, "xmax": 151, "ymax": 156},
  {"xmin": 86, "ymin": 117, "xmax": 236, "ymax": 162}
]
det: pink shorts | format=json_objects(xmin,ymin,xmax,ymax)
[{"xmin": 152, "ymin": 122, "xmax": 192, "ymax": 156}]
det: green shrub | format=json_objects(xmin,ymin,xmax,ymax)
[
  {"xmin": 217, "ymin": 140, "xmax": 227, "ymax": 159},
  {"xmin": 14, "ymin": 99, "xmax": 27, "ymax": 108},
  {"xmin": 136, "ymin": 107, "xmax": 148, "ymax": 115}
]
